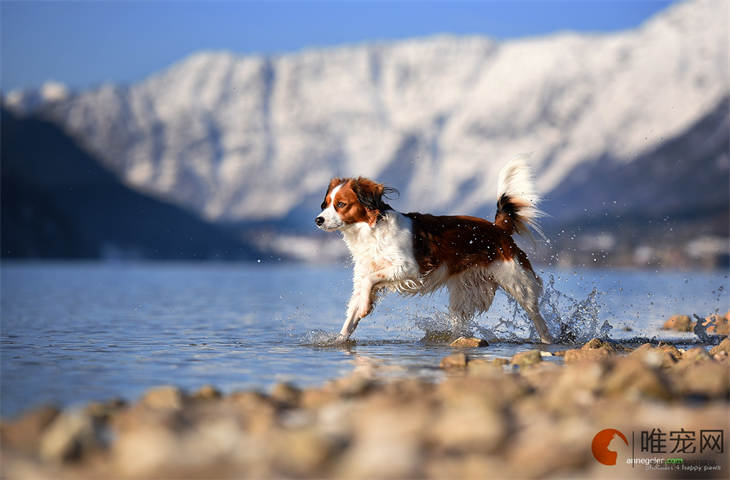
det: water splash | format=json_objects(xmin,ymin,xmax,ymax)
[
  {"xmin": 409, "ymin": 274, "xmax": 613, "ymax": 345},
  {"xmin": 413, "ymin": 311, "xmax": 458, "ymax": 343},
  {"xmin": 300, "ymin": 329, "xmax": 346, "ymax": 346},
  {"xmin": 540, "ymin": 275, "xmax": 613, "ymax": 343}
]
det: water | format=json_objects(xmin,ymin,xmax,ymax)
[{"xmin": 1, "ymin": 261, "xmax": 727, "ymax": 418}]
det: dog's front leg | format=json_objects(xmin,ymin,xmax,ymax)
[
  {"xmin": 356, "ymin": 267, "xmax": 403, "ymax": 318},
  {"xmin": 337, "ymin": 290, "xmax": 362, "ymax": 340},
  {"xmin": 357, "ymin": 277, "xmax": 376, "ymax": 318}
]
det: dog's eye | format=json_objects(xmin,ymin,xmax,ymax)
[
  {"xmin": 321, "ymin": 202, "xmax": 327, "ymax": 209},
  {"xmin": 336, "ymin": 202, "xmax": 346, "ymax": 208}
]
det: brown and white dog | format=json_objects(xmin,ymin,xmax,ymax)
[{"xmin": 315, "ymin": 159, "xmax": 554, "ymax": 343}]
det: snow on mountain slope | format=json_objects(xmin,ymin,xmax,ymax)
[{"xmin": 7, "ymin": 0, "xmax": 728, "ymax": 223}]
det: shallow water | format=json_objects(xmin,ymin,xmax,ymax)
[{"xmin": 1, "ymin": 261, "xmax": 727, "ymax": 417}]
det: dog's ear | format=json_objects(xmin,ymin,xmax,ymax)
[
  {"xmin": 352, "ymin": 177, "xmax": 398, "ymax": 225},
  {"xmin": 321, "ymin": 177, "xmax": 342, "ymax": 209}
]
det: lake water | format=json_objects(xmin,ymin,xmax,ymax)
[{"xmin": 1, "ymin": 261, "xmax": 727, "ymax": 418}]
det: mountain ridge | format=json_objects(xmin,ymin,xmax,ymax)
[
  {"xmin": 1, "ymin": 109, "xmax": 258, "ymax": 260},
  {"xmin": 2, "ymin": 0, "xmax": 728, "ymax": 267},
  {"xmin": 4, "ymin": 0, "xmax": 725, "ymax": 225}
]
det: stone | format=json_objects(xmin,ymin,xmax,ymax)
[
  {"xmin": 674, "ymin": 362, "xmax": 730, "ymax": 399},
  {"xmin": 662, "ymin": 314, "xmax": 694, "ymax": 332},
  {"xmin": 140, "ymin": 386, "xmax": 185, "ymax": 410},
  {"xmin": 601, "ymin": 357, "xmax": 672, "ymax": 400},
  {"xmin": 581, "ymin": 338, "xmax": 616, "ymax": 352},
  {"xmin": 39, "ymin": 410, "xmax": 102, "ymax": 462},
  {"xmin": 192, "ymin": 385, "xmax": 222, "ymax": 400},
  {"xmin": 544, "ymin": 361, "xmax": 606, "ymax": 413},
  {"xmin": 84, "ymin": 398, "xmax": 126, "ymax": 420},
  {"xmin": 270, "ymin": 382, "xmax": 302, "ymax": 405},
  {"xmin": 710, "ymin": 337, "xmax": 730, "ymax": 356},
  {"xmin": 338, "ymin": 401, "xmax": 427, "ymax": 479},
  {"xmin": 0, "ymin": 405, "xmax": 60, "ymax": 453},
  {"xmin": 511, "ymin": 350, "xmax": 542, "ymax": 367},
  {"xmin": 508, "ymin": 417, "xmax": 594, "ymax": 478},
  {"xmin": 226, "ymin": 391, "xmax": 277, "ymax": 433},
  {"xmin": 705, "ymin": 313, "xmax": 730, "ymax": 335},
  {"xmin": 430, "ymin": 395, "xmax": 508, "ymax": 453},
  {"xmin": 113, "ymin": 425, "xmax": 178, "ymax": 476},
  {"xmin": 466, "ymin": 358, "xmax": 501, "ymax": 376},
  {"xmin": 657, "ymin": 343, "xmax": 682, "ymax": 361},
  {"xmin": 440, "ymin": 352, "xmax": 468, "ymax": 369},
  {"xmin": 449, "ymin": 337, "xmax": 488, "ymax": 348},
  {"xmin": 564, "ymin": 348, "xmax": 611, "ymax": 364},
  {"xmin": 330, "ymin": 374, "xmax": 375, "ymax": 398},
  {"xmin": 713, "ymin": 350, "xmax": 729, "ymax": 361},
  {"xmin": 629, "ymin": 343, "xmax": 676, "ymax": 368},
  {"xmin": 438, "ymin": 375, "xmax": 531, "ymax": 408},
  {"xmin": 336, "ymin": 436, "xmax": 422, "ymax": 479},
  {"xmin": 300, "ymin": 388, "xmax": 339, "ymax": 409},
  {"xmin": 491, "ymin": 357, "xmax": 509, "ymax": 367},
  {"xmin": 681, "ymin": 346, "xmax": 712, "ymax": 363},
  {"xmin": 271, "ymin": 429, "xmax": 335, "ymax": 476}
]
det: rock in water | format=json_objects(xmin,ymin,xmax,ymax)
[
  {"xmin": 40, "ymin": 411, "xmax": 101, "ymax": 462},
  {"xmin": 710, "ymin": 337, "xmax": 730, "ymax": 356},
  {"xmin": 140, "ymin": 386, "xmax": 185, "ymax": 410},
  {"xmin": 0, "ymin": 405, "xmax": 60, "ymax": 454},
  {"xmin": 661, "ymin": 314, "xmax": 694, "ymax": 332},
  {"xmin": 511, "ymin": 350, "xmax": 542, "ymax": 367},
  {"xmin": 449, "ymin": 337, "xmax": 489, "ymax": 348},
  {"xmin": 270, "ymin": 382, "xmax": 302, "ymax": 406},
  {"xmin": 440, "ymin": 352, "xmax": 469, "ymax": 369}
]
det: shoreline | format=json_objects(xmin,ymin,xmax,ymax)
[{"xmin": 2, "ymin": 337, "xmax": 729, "ymax": 479}]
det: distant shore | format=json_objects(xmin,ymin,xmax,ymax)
[{"xmin": 2, "ymin": 334, "xmax": 729, "ymax": 479}]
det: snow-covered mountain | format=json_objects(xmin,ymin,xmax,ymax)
[{"xmin": 4, "ymin": 0, "xmax": 728, "ymax": 227}]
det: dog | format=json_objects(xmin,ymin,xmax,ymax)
[{"xmin": 315, "ymin": 159, "xmax": 554, "ymax": 344}]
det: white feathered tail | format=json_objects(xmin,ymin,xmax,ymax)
[{"xmin": 495, "ymin": 159, "xmax": 545, "ymax": 239}]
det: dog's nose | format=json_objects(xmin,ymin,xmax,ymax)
[{"xmin": 315, "ymin": 216, "xmax": 325, "ymax": 226}]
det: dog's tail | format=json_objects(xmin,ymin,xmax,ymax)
[{"xmin": 495, "ymin": 158, "xmax": 545, "ymax": 239}]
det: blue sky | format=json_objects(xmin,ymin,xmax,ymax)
[{"xmin": 2, "ymin": 0, "xmax": 676, "ymax": 92}]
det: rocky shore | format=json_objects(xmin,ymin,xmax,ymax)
[{"xmin": 2, "ymin": 335, "xmax": 729, "ymax": 479}]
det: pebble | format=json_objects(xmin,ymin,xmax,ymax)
[
  {"xmin": 661, "ymin": 314, "xmax": 694, "ymax": 332},
  {"xmin": 140, "ymin": 385, "xmax": 185, "ymax": 410},
  {"xmin": 709, "ymin": 337, "xmax": 730, "ymax": 355},
  {"xmin": 39, "ymin": 410, "xmax": 102, "ymax": 462},
  {"xmin": 2, "ymin": 338, "xmax": 729, "ymax": 479},
  {"xmin": 440, "ymin": 352, "xmax": 469, "ymax": 369},
  {"xmin": 510, "ymin": 350, "xmax": 542, "ymax": 367},
  {"xmin": 270, "ymin": 382, "xmax": 302, "ymax": 406},
  {"xmin": 449, "ymin": 337, "xmax": 488, "ymax": 348}
]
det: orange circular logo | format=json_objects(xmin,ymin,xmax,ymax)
[{"xmin": 592, "ymin": 428, "xmax": 628, "ymax": 465}]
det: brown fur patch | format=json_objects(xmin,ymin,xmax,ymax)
[{"xmin": 405, "ymin": 212, "xmax": 535, "ymax": 276}]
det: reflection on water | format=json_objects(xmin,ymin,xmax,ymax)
[{"xmin": 1, "ymin": 261, "xmax": 727, "ymax": 417}]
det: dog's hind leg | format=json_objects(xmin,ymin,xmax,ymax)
[
  {"xmin": 491, "ymin": 260, "xmax": 554, "ymax": 344},
  {"xmin": 447, "ymin": 272, "xmax": 497, "ymax": 336}
]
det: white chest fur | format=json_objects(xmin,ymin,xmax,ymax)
[{"xmin": 340, "ymin": 212, "xmax": 420, "ymax": 291}]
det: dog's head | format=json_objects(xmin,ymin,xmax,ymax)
[{"xmin": 315, "ymin": 177, "xmax": 397, "ymax": 231}]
